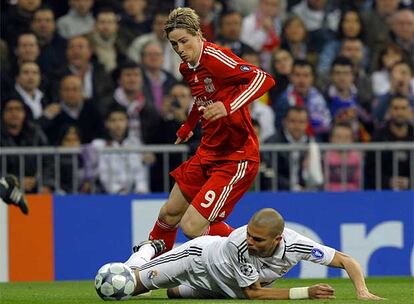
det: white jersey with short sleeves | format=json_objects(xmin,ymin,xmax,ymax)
[
  {"xmin": 202, "ymin": 225, "xmax": 336, "ymax": 298},
  {"xmin": 138, "ymin": 225, "xmax": 336, "ymax": 299}
]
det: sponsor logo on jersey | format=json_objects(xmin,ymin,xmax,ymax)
[
  {"xmin": 195, "ymin": 96, "xmax": 214, "ymax": 108},
  {"xmin": 147, "ymin": 270, "xmax": 158, "ymax": 279},
  {"xmin": 219, "ymin": 211, "xmax": 226, "ymax": 218},
  {"xmin": 240, "ymin": 65, "xmax": 251, "ymax": 72},
  {"xmin": 311, "ymin": 248, "xmax": 324, "ymax": 259},
  {"xmin": 240, "ymin": 263, "xmax": 254, "ymax": 276},
  {"xmin": 260, "ymin": 262, "xmax": 270, "ymax": 270},
  {"xmin": 204, "ymin": 77, "xmax": 215, "ymax": 93}
]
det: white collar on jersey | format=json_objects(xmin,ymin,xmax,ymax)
[
  {"xmin": 272, "ymin": 237, "xmax": 286, "ymax": 260},
  {"xmin": 187, "ymin": 41, "xmax": 205, "ymax": 70}
]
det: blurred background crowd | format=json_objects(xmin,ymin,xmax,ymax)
[{"xmin": 1, "ymin": 0, "xmax": 413, "ymax": 194}]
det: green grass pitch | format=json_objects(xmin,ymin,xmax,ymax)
[{"xmin": 1, "ymin": 277, "xmax": 412, "ymax": 303}]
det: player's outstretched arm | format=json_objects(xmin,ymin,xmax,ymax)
[
  {"xmin": 175, "ymin": 127, "xmax": 194, "ymax": 144},
  {"xmin": 175, "ymin": 103, "xmax": 200, "ymax": 144},
  {"xmin": 242, "ymin": 281, "xmax": 335, "ymax": 300},
  {"xmin": 329, "ymin": 251, "xmax": 385, "ymax": 300}
]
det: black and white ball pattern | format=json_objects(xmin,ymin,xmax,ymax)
[
  {"xmin": 240, "ymin": 263, "xmax": 254, "ymax": 276},
  {"xmin": 95, "ymin": 262, "xmax": 136, "ymax": 301}
]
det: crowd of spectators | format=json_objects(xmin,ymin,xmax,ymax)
[{"xmin": 1, "ymin": 0, "xmax": 413, "ymax": 194}]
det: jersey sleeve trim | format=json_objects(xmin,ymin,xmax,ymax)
[
  {"xmin": 202, "ymin": 43, "xmax": 275, "ymax": 115},
  {"xmin": 237, "ymin": 240, "xmax": 248, "ymax": 263},
  {"xmin": 230, "ymin": 70, "xmax": 266, "ymax": 114},
  {"xmin": 285, "ymin": 243, "xmax": 313, "ymax": 254},
  {"xmin": 204, "ymin": 46, "xmax": 237, "ymax": 69}
]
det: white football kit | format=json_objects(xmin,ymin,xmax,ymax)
[{"xmin": 138, "ymin": 225, "xmax": 336, "ymax": 298}]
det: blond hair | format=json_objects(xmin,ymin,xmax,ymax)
[{"xmin": 164, "ymin": 7, "xmax": 202, "ymax": 38}]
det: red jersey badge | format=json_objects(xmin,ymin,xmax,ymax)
[{"xmin": 204, "ymin": 77, "xmax": 215, "ymax": 93}]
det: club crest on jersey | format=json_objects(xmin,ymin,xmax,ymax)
[
  {"xmin": 280, "ymin": 267, "xmax": 288, "ymax": 275},
  {"xmin": 311, "ymin": 248, "xmax": 324, "ymax": 259},
  {"xmin": 204, "ymin": 77, "xmax": 215, "ymax": 93},
  {"xmin": 240, "ymin": 65, "xmax": 251, "ymax": 72},
  {"xmin": 147, "ymin": 270, "xmax": 158, "ymax": 279}
]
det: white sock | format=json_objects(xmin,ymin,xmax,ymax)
[{"xmin": 124, "ymin": 244, "xmax": 155, "ymax": 268}]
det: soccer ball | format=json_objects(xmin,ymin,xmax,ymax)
[{"xmin": 95, "ymin": 262, "xmax": 137, "ymax": 301}]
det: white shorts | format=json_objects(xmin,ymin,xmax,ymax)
[{"xmin": 138, "ymin": 236, "xmax": 226, "ymax": 298}]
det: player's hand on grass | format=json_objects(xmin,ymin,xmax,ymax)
[
  {"xmin": 357, "ymin": 289, "xmax": 386, "ymax": 300},
  {"xmin": 308, "ymin": 283, "xmax": 335, "ymax": 299},
  {"xmin": 202, "ymin": 102, "xmax": 227, "ymax": 121}
]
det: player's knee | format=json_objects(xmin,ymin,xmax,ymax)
[
  {"xmin": 180, "ymin": 208, "xmax": 210, "ymax": 239},
  {"xmin": 160, "ymin": 193, "xmax": 189, "ymax": 218},
  {"xmin": 167, "ymin": 287, "xmax": 182, "ymax": 298},
  {"xmin": 182, "ymin": 229, "xmax": 201, "ymax": 240},
  {"xmin": 180, "ymin": 220, "xmax": 205, "ymax": 239},
  {"xmin": 159, "ymin": 202, "xmax": 184, "ymax": 223}
]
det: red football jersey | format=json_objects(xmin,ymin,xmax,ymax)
[{"xmin": 180, "ymin": 41, "xmax": 275, "ymax": 162}]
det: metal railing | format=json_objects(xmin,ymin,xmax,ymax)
[
  {"xmin": 1, "ymin": 142, "xmax": 413, "ymax": 193},
  {"xmin": 258, "ymin": 142, "xmax": 414, "ymax": 191}
]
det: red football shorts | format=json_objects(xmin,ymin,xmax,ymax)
[{"xmin": 170, "ymin": 154, "xmax": 259, "ymax": 222}]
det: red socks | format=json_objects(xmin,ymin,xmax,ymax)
[
  {"xmin": 206, "ymin": 221, "xmax": 234, "ymax": 237},
  {"xmin": 149, "ymin": 219, "xmax": 234, "ymax": 251},
  {"xmin": 149, "ymin": 218, "xmax": 178, "ymax": 251}
]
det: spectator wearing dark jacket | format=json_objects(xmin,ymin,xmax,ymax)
[
  {"xmin": 43, "ymin": 75, "xmax": 105, "ymax": 144},
  {"xmin": 151, "ymin": 82, "xmax": 201, "ymax": 192},
  {"xmin": 274, "ymin": 59, "xmax": 331, "ymax": 141},
  {"xmin": 8, "ymin": 32, "xmax": 41, "ymax": 80},
  {"xmin": 112, "ymin": 61, "xmax": 161, "ymax": 145},
  {"xmin": 263, "ymin": 106, "xmax": 311, "ymax": 191},
  {"xmin": 54, "ymin": 124, "xmax": 88, "ymax": 194},
  {"xmin": 269, "ymin": 49, "xmax": 293, "ymax": 103},
  {"xmin": 31, "ymin": 7, "xmax": 68, "ymax": 79},
  {"xmin": 215, "ymin": 10, "xmax": 254, "ymax": 59},
  {"xmin": 86, "ymin": 8, "xmax": 130, "ymax": 73},
  {"xmin": 365, "ymin": 95, "xmax": 414, "ymax": 190},
  {"xmin": 119, "ymin": 0, "xmax": 152, "ymax": 45},
  {"xmin": 373, "ymin": 61, "xmax": 414, "ymax": 127},
  {"xmin": 54, "ymin": 36, "xmax": 114, "ymax": 115},
  {"xmin": 1, "ymin": 0, "xmax": 42, "ymax": 45},
  {"xmin": 141, "ymin": 40, "xmax": 177, "ymax": 113},
  {"xmin": 12, "ymin": 61, "xmax": 56, "ymax": 122},
  {"xmin": 0, "ymin": 95, "xmax": 53, "ymax": 193}
]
